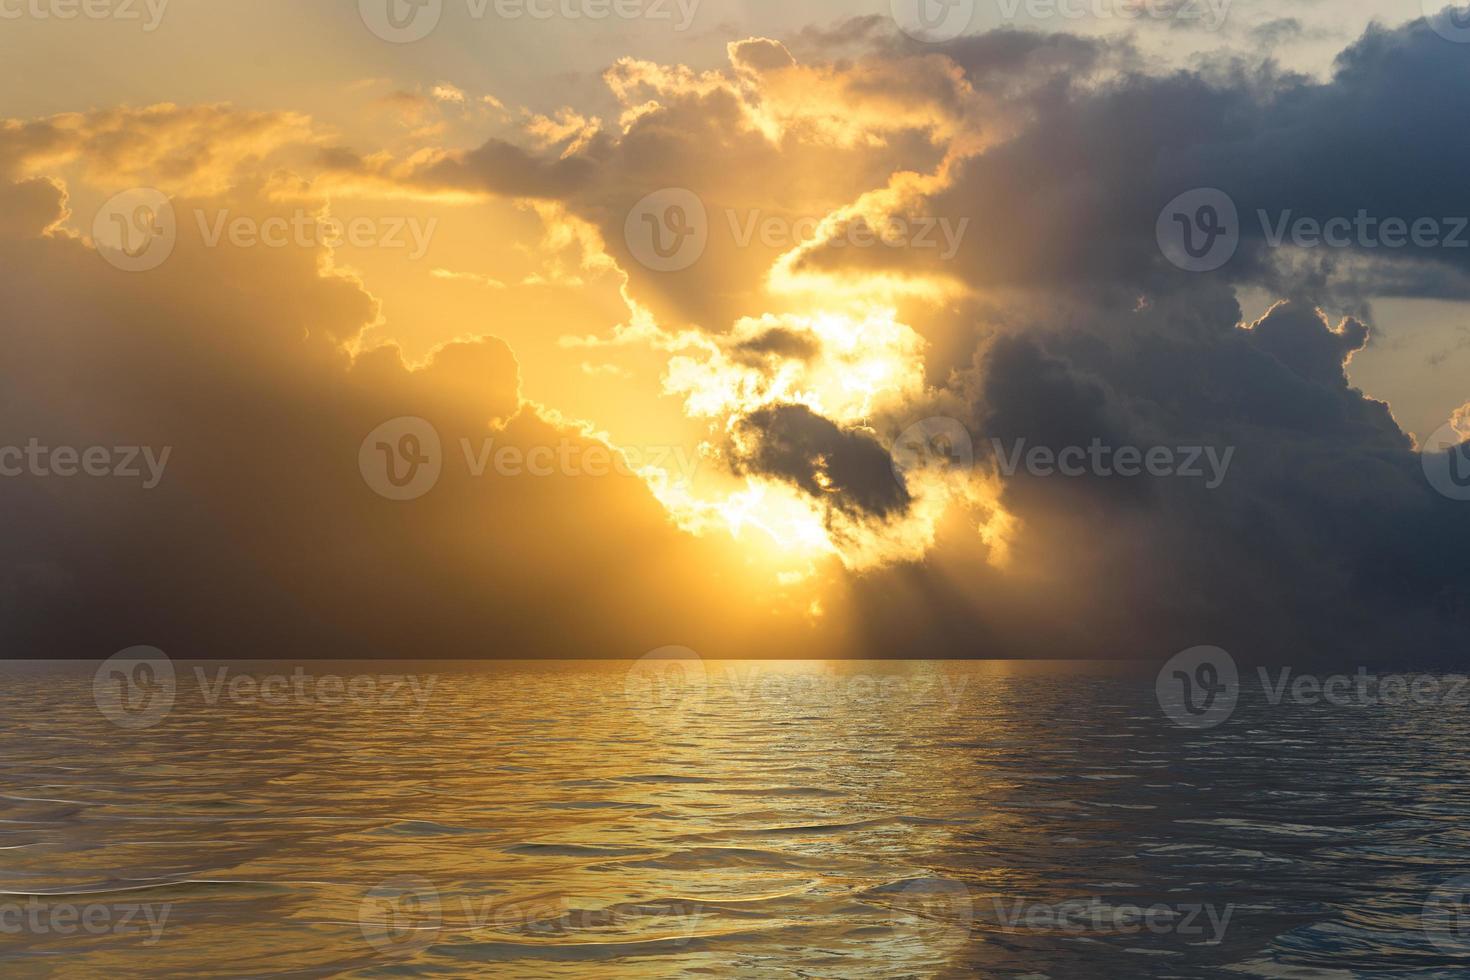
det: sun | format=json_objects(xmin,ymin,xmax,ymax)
[{"xmin": 616, "ymin": 305, "xmax": 1012, "ymax": 581}]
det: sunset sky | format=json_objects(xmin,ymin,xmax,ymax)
[{"xmin": 2, "ymin": 0, "xmax": 1468, "ymax": 661}]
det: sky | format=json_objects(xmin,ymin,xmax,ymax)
[{"xmin": 1, "ymin": 0, "xmax": 1468, "ymax": 661}]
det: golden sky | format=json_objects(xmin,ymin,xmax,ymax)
[{"xmin": 2, "ymin": 1, "xmax": 1468, "ymax": 660}]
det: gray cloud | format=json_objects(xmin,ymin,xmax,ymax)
[{"xmin": 732, "ymin": 404, "xmax": 911, "ymax": 520}]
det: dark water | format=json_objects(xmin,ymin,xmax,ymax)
[{"xmin": 3, "ymin": 657, "xmax": 1470, "ymax": 978}]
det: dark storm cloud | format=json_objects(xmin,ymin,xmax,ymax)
[
  {"xmin": 974, "ymin": 332, "xmax": 1154, "ymax": 509},
  {"xmin": 751, "ymin": 15, "xmax": 1470, "ymax": 661},
  {"xmin": 401, "ymin": 13, "xmax": 1470, "ymax": 664},
  {"xmin": 732, "ymin": 404, "xmax": 911, "ymax": 520},
  {"xmin": 926, "ymin": 28, "xmax": 1128, "ymax": 91},
  {"xmin": 795, "ymin": 15, "xmax": 1470, "ymax": 307},
  {"xmin": 729, "ymin": 327, "xmax": 821, "ymax": 364},
  {"xmin": 857, "ymin": 290, "xmax": 1468, "ymax": 664},
  {"xmin": 4, "ymin": 16, "xmax": 1469, "ymax": 666},
  {"xmin": 0, "ymin": 176, "xmax": 822, "ymax": 660},
  {"xmin": 417, "ymin": 138, "xmax": 602, "ymax": 198}
]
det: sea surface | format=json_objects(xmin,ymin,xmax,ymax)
[{"xmin": 3, "ymin": 657, "xmax": 1470, "ymax": 978}]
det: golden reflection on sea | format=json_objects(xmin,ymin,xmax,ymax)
[{"xmin": 3, "ymin": 658, "xmax": 1470, "ymax": 977}]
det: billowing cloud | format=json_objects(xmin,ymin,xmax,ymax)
[
  {"xmin": 3, "ymin": 12, "xmax": 1470, "ymax": 664},
  {"xmin": 731, "ymin": 403, "xmax": 911, "ymax": 520},
  {"xmin": 0, "ymin": 142, "xmax": 828, "ymax": 658}
]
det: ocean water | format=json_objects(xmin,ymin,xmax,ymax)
[{"xmin": 3, "ymin": 657, "xmax": 1470, "ymax": 978}]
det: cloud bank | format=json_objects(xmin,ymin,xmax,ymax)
[{"xmin": 3, "ymin": 14, "xmax": 1469, "ymax": 663}]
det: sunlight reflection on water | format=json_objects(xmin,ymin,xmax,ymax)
[{"xmin": 2, "ymin": 658, "xmax": 1470, "ymax": 978}]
